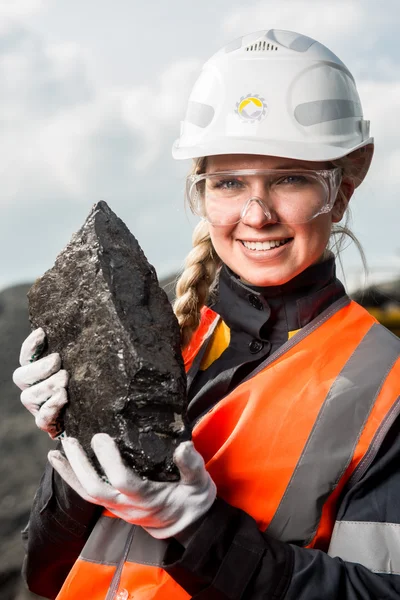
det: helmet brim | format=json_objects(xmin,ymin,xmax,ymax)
[{"xmin": 172, "ymin": 138, "xmax": 374, "ymax": 187}]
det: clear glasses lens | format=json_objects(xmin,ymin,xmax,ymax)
[{"xmin": 187, "ymin": 169, "xmax": 341, "ymax": 225}]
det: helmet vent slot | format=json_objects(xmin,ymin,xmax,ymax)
[{"xmin": 245, "ymin": 41, "xmax": 278, "ymax": 52}]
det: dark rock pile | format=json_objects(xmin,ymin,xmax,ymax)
[{"xmin": 0, "ymin": 283, "xmax": 52, "ymax": 600}]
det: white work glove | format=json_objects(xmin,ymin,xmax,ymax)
[
  {"xmin": 12, "ymin": 328, "xmax": 69, "ymax": 438},
  {"xmin": 48, "ymin": 433, "xmax": 217, "ymax": 539}
]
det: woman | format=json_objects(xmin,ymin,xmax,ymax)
[{"xmin": 13, "ymin": 30, "xmax": 400, "ymax": 599}]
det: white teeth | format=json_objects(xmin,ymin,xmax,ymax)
[{"xmin": 242, "ymin": 239, "xmax": 288, "ymax": 251}]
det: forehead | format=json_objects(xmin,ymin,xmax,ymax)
[{"xmin": 205, "ymin": 154, "xmax": 330, "ymax": 171}]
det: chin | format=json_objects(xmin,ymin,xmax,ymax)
[
  {"xmin": 239, "ymin": 269, "xmax": 297, "ymax": 287},
  {"xmin": 235, "ymin": 254, "xmax": 318, "ymax": 286}
]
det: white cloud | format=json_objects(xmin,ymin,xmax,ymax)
[
  {"xmin": 0, "ymin": 21, "xmax": 200, "ymax": 207},
  {"xmin": 0, "ymin": 27, "xmax": 94, "ymax": 205},
  {"xmin": 0, "ymin": 0, "xmax": 49, "ymax": 35},
  {"xmin": 356, "ymin": 79, "xmax": 400, "ymax": 201},
  {"xmin": 120, "ymin": 58, "xmax": 201, "ymax": 169},
  {"xmin": 0, "ymin": 0, "xmax": 46, "ymax": 19},
  {"xmin": 222, "ymin": 0, "xmax": 366, "ymax": 44}
]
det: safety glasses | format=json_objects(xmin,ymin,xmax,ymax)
[{"xmin": 186, "ymin": 168, "xmax": 343, "ymax": 225}]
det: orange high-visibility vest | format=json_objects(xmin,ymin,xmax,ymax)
[{"xmin": 56, "ymin": 298, "xmax": 400, "ymax": 600}]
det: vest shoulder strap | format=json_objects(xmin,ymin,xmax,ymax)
[{"xmin": 182, "ymin": 306, "xmax": 219, "ymax": 372}]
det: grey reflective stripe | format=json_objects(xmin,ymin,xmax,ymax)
[
  {"xmin": 186, "ymin": 101, "xmax": 215, "ymax": 128},
  {"xmin": 106, "ymin": 525, "xmax": 135, "ymax": 600},
  {"xmin": 127, "ymin": 526, "xmax": 169, "ymax": 565},
  {"xmin": 81, "ymin": 516, "xmax": 167, "ymax": 567},
  {"xmin": 295, "ymin": 99, "xmax": 362, "ymax": 126},
  {"xmin": 346, "ymin": 395, "xmax": 400, "ymax": 490},
  {"xmin": 328, "ymin": 520, "xmax": 400, "ymax": 574},
  {"xmin": 81, "ymin": 515, "xmax": 131, "ymax": 565},
  {"xmin": 225, "ymin": 36, "xmax": 243, "ymax": 53},
  {"xmin": 266, "ymin": 30, "xmax": 315, "ymax": 52},
  {"xmin": 267, "ymin": 323, "xmax": 400, "ymax": 544},
  {"xmin": 288, "ymin": 34, "xmax": 316, "ymax": 53}
]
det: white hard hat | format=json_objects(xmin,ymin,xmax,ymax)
[{"xmin": 172, "ymin": 29, "xmax": 373, "ymax": 185}]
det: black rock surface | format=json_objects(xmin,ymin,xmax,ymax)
[
  {"xmin": 0, "ymin": 283, "xmax": 51, "ymax": 599},
  {"xmin": 28, "ymin": 201, "xmax": 189, "ymax": 481}
]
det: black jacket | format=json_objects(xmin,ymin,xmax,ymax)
[{"xmin": 22, "ymin": 259, "xmax": 400, "ymax": 599}]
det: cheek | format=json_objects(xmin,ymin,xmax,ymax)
[
  {"xmin": 296, "ymin": 218, "xmax": 332, "ymax": 254},
  {"xmin": 209, "ymin": 226, "xmax": 234, "ymax": 257},
  {"xmin": 209, "ymin": 225, "xmax": 245, "ymax": 273}
]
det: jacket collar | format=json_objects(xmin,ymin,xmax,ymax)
[{"xmin": 210, "ymin": 256, "xmax": 345, "ymax": 341}]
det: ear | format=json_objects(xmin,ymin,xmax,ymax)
[{"xmin": 331, "ymin": 177, "xmax": 355, "ymax": 223}]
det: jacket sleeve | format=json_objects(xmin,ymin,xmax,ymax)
[
  {"xmin": 22, "ymin": 459, "xmax": 102, "ymax": 600},
  {"xmin": 163, "ymin": 415, "xmax": 400, "ymax": 599}
]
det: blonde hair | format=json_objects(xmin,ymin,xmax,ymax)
[
  {"xmin": 174, "ymin": 151, "xmax": 368, "ymax": 347},
  {"xmin": 329, "ymin": 149, "xmax": 369, "ymax": 285}
]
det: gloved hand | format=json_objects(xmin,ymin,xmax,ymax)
[
  {"xmin": 12, "ymin": 328, "xmax": 69, "ymax": 438},
  {"xmin": 48, "ymin": 433, "xmax": 217, "ymax": 539}
]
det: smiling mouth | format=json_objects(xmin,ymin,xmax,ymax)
[{"xmin": 241, "ymin": 238, "xmax": 292, "ymax": 251}]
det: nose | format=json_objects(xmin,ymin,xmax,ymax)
[{"xmin": 240, "ymin": 197, "xmax": 278, "ymax": 227}]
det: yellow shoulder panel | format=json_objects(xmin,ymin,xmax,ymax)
[{"xmin": 200, "ymin": 320, "xmax": 231, "ymax": 370}]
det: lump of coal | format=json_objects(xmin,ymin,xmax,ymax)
[{"xmin": 28, "ymin": 201, "xmax": 189, "ymax": 481}]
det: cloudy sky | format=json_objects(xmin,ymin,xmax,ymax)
[{"xmin": 0, "ymin": 0, "xmax": 399, "ymax": 293}]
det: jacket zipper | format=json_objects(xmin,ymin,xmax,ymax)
[{"xmin": 105, "ymin": 525, "xmax": 136, "ymax": 600}]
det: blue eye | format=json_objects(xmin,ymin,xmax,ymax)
[
  {"xmin": 214, "ymin": 178, "xmax": 244, "ymax": 190},
  {"xmin": 276, "ymin": 175, "xmax": 309, "ymax": 186}
]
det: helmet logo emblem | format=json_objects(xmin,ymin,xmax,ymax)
[{"xmin": 235, "ymin": 94, "xmax": 267, "ymax": 123}]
